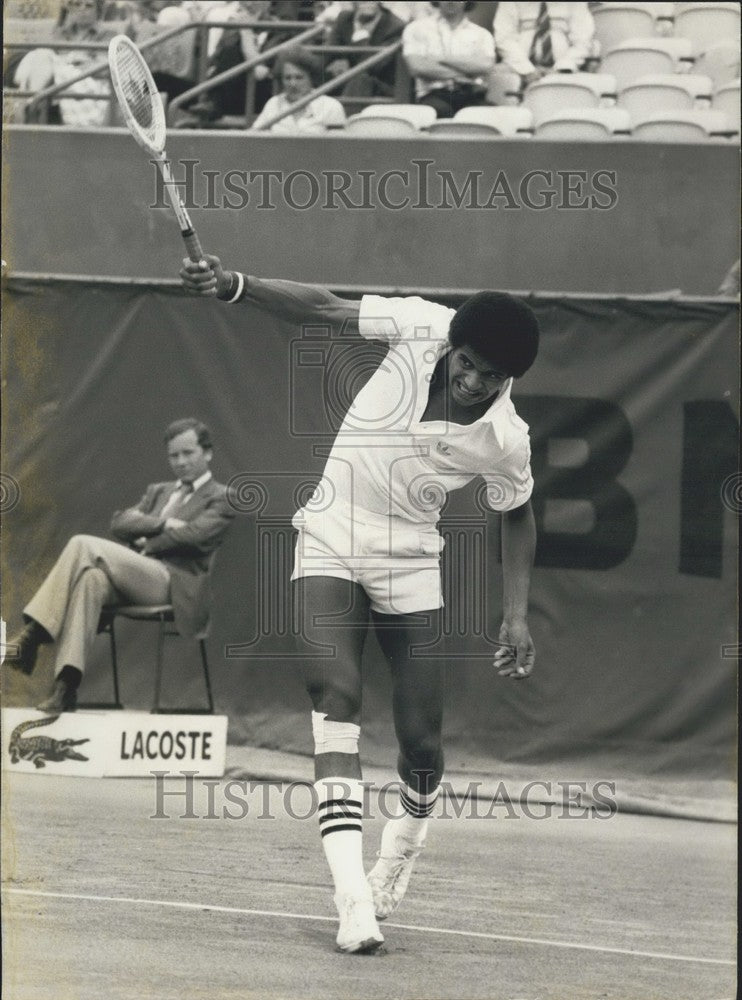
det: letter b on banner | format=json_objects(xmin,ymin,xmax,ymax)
[{"xmin": 516, "ymin": 396, "xmax": 637, "ymax": 569}]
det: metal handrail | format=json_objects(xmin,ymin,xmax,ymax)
[
  {"xmin": 168, "ymin": 22, "xmax": 325, "ymax": 124},
  {"xmin": 21, "ymin": 18, "xmax": 312, "ymax": 121},
  {"xmin": 252, "ymin": 39, "xmax": 402, "ymax": 132}
]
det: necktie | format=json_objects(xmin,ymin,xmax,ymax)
[
  {"xmin": 529, "ymin": 2, "xmax": 554, "ymax": 69},
  {"xmin": 161, "ymin": 482, "xmax": 193, "ymax": 518}
]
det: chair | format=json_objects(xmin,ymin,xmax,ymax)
[
  {"xmin": 426, "ymin": 121, "xmax": 503, "ymax": 138},
  {"xmin": 631, "ymin": 109, "xmax": 733, "ymax": 141},
  {"xmin": 674, "ymin": 4, "xmax": 741, "ymax": 56},
  {"xmin": 452, "ymin": 105, "xmax": 534, "ymax": 136},
  {"xmin": 356, "ymin": 103, "xmax": 437, "ymax": 129},
  {"xmin": 344, "ymin": 115, "xmax": 418, "ymax": 137},
  {"xmin": 523, "ymin": 76, "xmax": 601, "ymax": 118},
  {"xmin": 712, "ymin": 79, "xmax": 741, "ymax": 120},
  {"xmin": 533, "ymin": 107, "xmax": 632, "ymax": 140},
  {"xmin": 592, "ymin": 4, "xmax": 657, "ymax": 55},
  {"xmin": 694, "ymin": 42, "xmax": 741, "ymax": 88},
  {"xmin": 618, "ymin": 74, "xmax": 713, "ymax": 115},
  {"xmin": 601, "ymin": 38, "xmax": 694, "ymax": 89},
  {"xmin": 485, "ymin": 68, "xmax": 522, "ymax": 106},
  {"xmin": 89, "ymin": 605, "xmax": 214, "ymax": 714}
]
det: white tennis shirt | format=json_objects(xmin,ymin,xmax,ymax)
[{"xmin": 307, "ymin": 294, "xmax": 534, "ymax": 526}]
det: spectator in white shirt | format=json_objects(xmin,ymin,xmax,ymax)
[
  {"xmin": 402, "ymin": 0, "xmax": 495, "ymax": 117},
  {"xmin": 251, "ymin": 46, "xmax": 346, "ymax": 133},
  {"xmin": 494, "ymin": 1, "xmax": 594, "ymax": 88}
]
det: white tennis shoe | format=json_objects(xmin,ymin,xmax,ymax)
[
  {"xmin": 367, "ymin": 822, "xmax": 425, "ymax": 920},
  {"xmin": 334, "ymin": 892, "xmax": 385, "ymax": 954}
]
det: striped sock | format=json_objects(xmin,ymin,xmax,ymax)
[
  {"xmin": 392, "ymin": 782, "xmax": 441, "ymax": 846},
  {"xmin": 315, "ymin": 777, "xmax": 370, "ymax": 899}
]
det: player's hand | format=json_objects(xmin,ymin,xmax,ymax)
[
  {"xmin": 164, "ymin": 517, "xmax": 187, "ymax": 530},
  {"xmin": 180, "ymin": 253, "xmax": 228, "ymax": 297},
  {"xmin": 493, "ymin": 620, "xmax": 535, "ymax": 679}
]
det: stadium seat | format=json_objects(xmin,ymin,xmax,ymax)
[
  {"xmin": 601, "ymin": 38, "xmax": 694, "ymax": 89},
  {"xmin": 523, "ymin": 76, "xmax": 602, "ymax": 118},
  {"xmin": 425, "ymin": 122, "xmax": 503, "ymax": 138},
  {"xmin": 674, "ymin": 4, "xmax": 741, "ymax": 57},
  {"xmin": 485, "ymin": 69, "xmax": 522, "ymax": 106},
  {"xmin": 695, "ymin": 43, "xmax": 742, "ymax": 88},
  {"xmin": 631, "ymin": 109, "xmax": 733, "ymax": 141},
  {"xmin": 533, "ymin": 107, "xmax": 632, "ymax": 140},
  {"xmin": 618, "ymin": 74, "xmax": 713, "ymax": 115},
  {"xmin": 452, "ymin": 106, "xmax": 534, "ymax": 136},
  {"xmin": 356, "ymin": 103, "xmax": 436, "ymax": 129},
  {"xmin": 344, "ymin": 115, "xmax": 418, "ymax": 137},
  {"xmin": 712, "ymin": 79, "xmax": 741, "ymax": 121},
  {"xmin": 592, "ymin": 4, "xmax": 657, "ymax": 55}
]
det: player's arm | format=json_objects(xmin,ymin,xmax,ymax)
[
  {"xmin": 494, "ymin": 498, "xmax": 536, "ymax": 678},
  {"xmin": 179, "ymin": 254, "xmax": 360, "ymax": 332}
]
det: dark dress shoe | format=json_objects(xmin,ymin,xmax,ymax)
[
  {"xmin": 4, "ymin": 623, "xmax": 43, "ymax": 675},
  {"xmin": 36, "ymin": 667, "xmax": 81, "ymax": 713}
]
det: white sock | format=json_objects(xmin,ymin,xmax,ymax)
[
  {"xmin": 388, "ymin": 782, "xmax": 441, "ymax": 847},
  {"xmin": 315, "ymin": 776, "xmax": 370, "ymax": 900}
]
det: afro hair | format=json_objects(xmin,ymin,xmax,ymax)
[{"xmin": 448, "ymin": 291, "xmax": 539, "ymax": 378}]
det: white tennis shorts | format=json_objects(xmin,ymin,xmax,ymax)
[{"xmin": 291, "ymin": 502, "xmax": 444, "ymax": 615}]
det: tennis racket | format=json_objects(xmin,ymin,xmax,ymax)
[{"xmin": 108, "ymin": 34, "xmax": 203, "ymax": 262}]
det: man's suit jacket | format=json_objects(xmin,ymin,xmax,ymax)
[
  {"xmin": 329, "ymin": 8, "xmax": 406, "ymax": 92},
  {"xmin": 110, "ymin": 479, "xmax": 234, "ymax": 639}
]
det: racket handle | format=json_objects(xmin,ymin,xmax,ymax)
[{"xmin": 182, "ymin": 228, "xmax": 204, "ymax": 264}]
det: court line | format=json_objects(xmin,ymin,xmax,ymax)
[{"xmin": 3, "ymin": 887, "xmax": 734, "ymax": 967}]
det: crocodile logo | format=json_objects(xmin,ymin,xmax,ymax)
[{"xmin": 9, "ymin": 716, "xmax": 90, "ymax": 769}]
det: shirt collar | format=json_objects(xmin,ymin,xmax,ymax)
[{"xmin": 175, "ymin": 470, "xmax": 212, "ymax": 493}]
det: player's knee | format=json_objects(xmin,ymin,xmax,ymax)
[{"xmin": 398, "ymin": 732, "xmax": 442, "ymax": 771}]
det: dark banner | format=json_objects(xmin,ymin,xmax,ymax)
[{"xmin": 2, "ymin": 281, "xmax": 737, "ymax": 779}]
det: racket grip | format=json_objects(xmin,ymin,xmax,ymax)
[{"xmin": 182, "ymin": 229, "xmax": 204, "ymax": 263}]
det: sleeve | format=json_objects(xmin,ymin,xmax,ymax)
[
  {"xmin": 554, "ymin": 2, "xmax": 594, "ymax": 72},
  {"xmin": 401, "ymin": 18, "xmax": 428, "ymax": 58},
  {"xmin": 110, "ymin": 484, "xmax": 166, "ymax": 541},
  {"xmin": 251, "ymin": 94, "xmax": 278, "ymax": 131},
  {"xmin": 481, "ymin": 431, "xmax": 534, "ymax": 513},
  {"xmin": 358, "ymin": 294, "xmax": 455, "ymax": 345},
  {"xmin": 144, "ymin": 492, "xmax": 235, "ymax": 557},
  {"xmin": 317, "ymin": 96, "xmax": 346, "ymax": 128},
  {"xmin": 493, "ymin": 4, "xmax": 534, "ymax": 76},
  {"xmin": 472, "ymin": 25, "xmax": 496, "ymax": 67}
]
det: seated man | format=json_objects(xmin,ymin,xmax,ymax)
[
  {"xmin": 4, "ymin": 418, "xmax": 235, "ymax": 713},
  {"xmin": 326, "ymin": 1, "xmax": 406, "ymax": 99},
  {"xmin": 494, "ymin": 1, "xmax": 595, "ymax": 88},
  {"xmin": 402, "ymin": 0, "xmax": 495, "ymax": 118}
]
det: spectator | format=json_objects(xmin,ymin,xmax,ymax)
[
  {"xmin": 326, "ymin": 1, "xmax": 405, "ymax": 99},
  {"xmin": 402, "ymin": 1, "xmax": 495, "ymax": 118},
  {"xmin": 132, "ymin": 1, "xmax": 196, "ymax": 102},
  {"xmin": 494, "ymin": 2, "xmax": 594, "ymax": 87},
  {"xmin": 202, "ymin": 0, "xmax": 269, "ymax": 117},
  {"xmin": 14, "ymin": 0, "xmax": 112, "ymax": 126},
  {"xmin": 251, "ymin": 45, "xmax": 346, "ymax": 132}
]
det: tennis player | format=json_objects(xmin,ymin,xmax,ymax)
[{"xmin": 181, "ymin": 257, "xmax": 539, "ymax": 953}]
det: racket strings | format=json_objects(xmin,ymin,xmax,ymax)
[{"xmin": 110, "ymin": 38, "xmax": 165, "ymax": 148}]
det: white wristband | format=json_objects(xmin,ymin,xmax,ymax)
[{"xmin": 226, "ymin": 272, "xmax": 245, "ymax": 303}]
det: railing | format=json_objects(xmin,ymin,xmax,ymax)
[
  {"xmin": 167, "ymin": 22, "xmax": 325, "ymax": 127},
  {"xmin": 9, "ymin": 17, "xmax": 409, "ymax": 130},
  {"xmin": 18, "ymin": 19, "xmax": 317, "ymax": 124}
]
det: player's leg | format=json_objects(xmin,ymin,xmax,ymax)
[
  {"xmin": 293, "ymin": 575, "xmax": 383, "ymax": 953},
  {"xmin": 368, "ymin": 607, "xmax": 445, "ymax": 918}
]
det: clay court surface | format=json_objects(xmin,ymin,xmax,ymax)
[{"xmin": 1, "ymin": 771, "xmax": 736, "ymax": 1000}]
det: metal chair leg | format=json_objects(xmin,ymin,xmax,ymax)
[
  {"xmin": 109, "ymin": 617, "xmax": 123, "ymax": 709},
  {"xmin": 199, "ymin": 639, "xmax": 214, "ymax": 714},
  {"xmin": 152, "ymin": 615, "xmax": 166, "ymax": 713}
]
